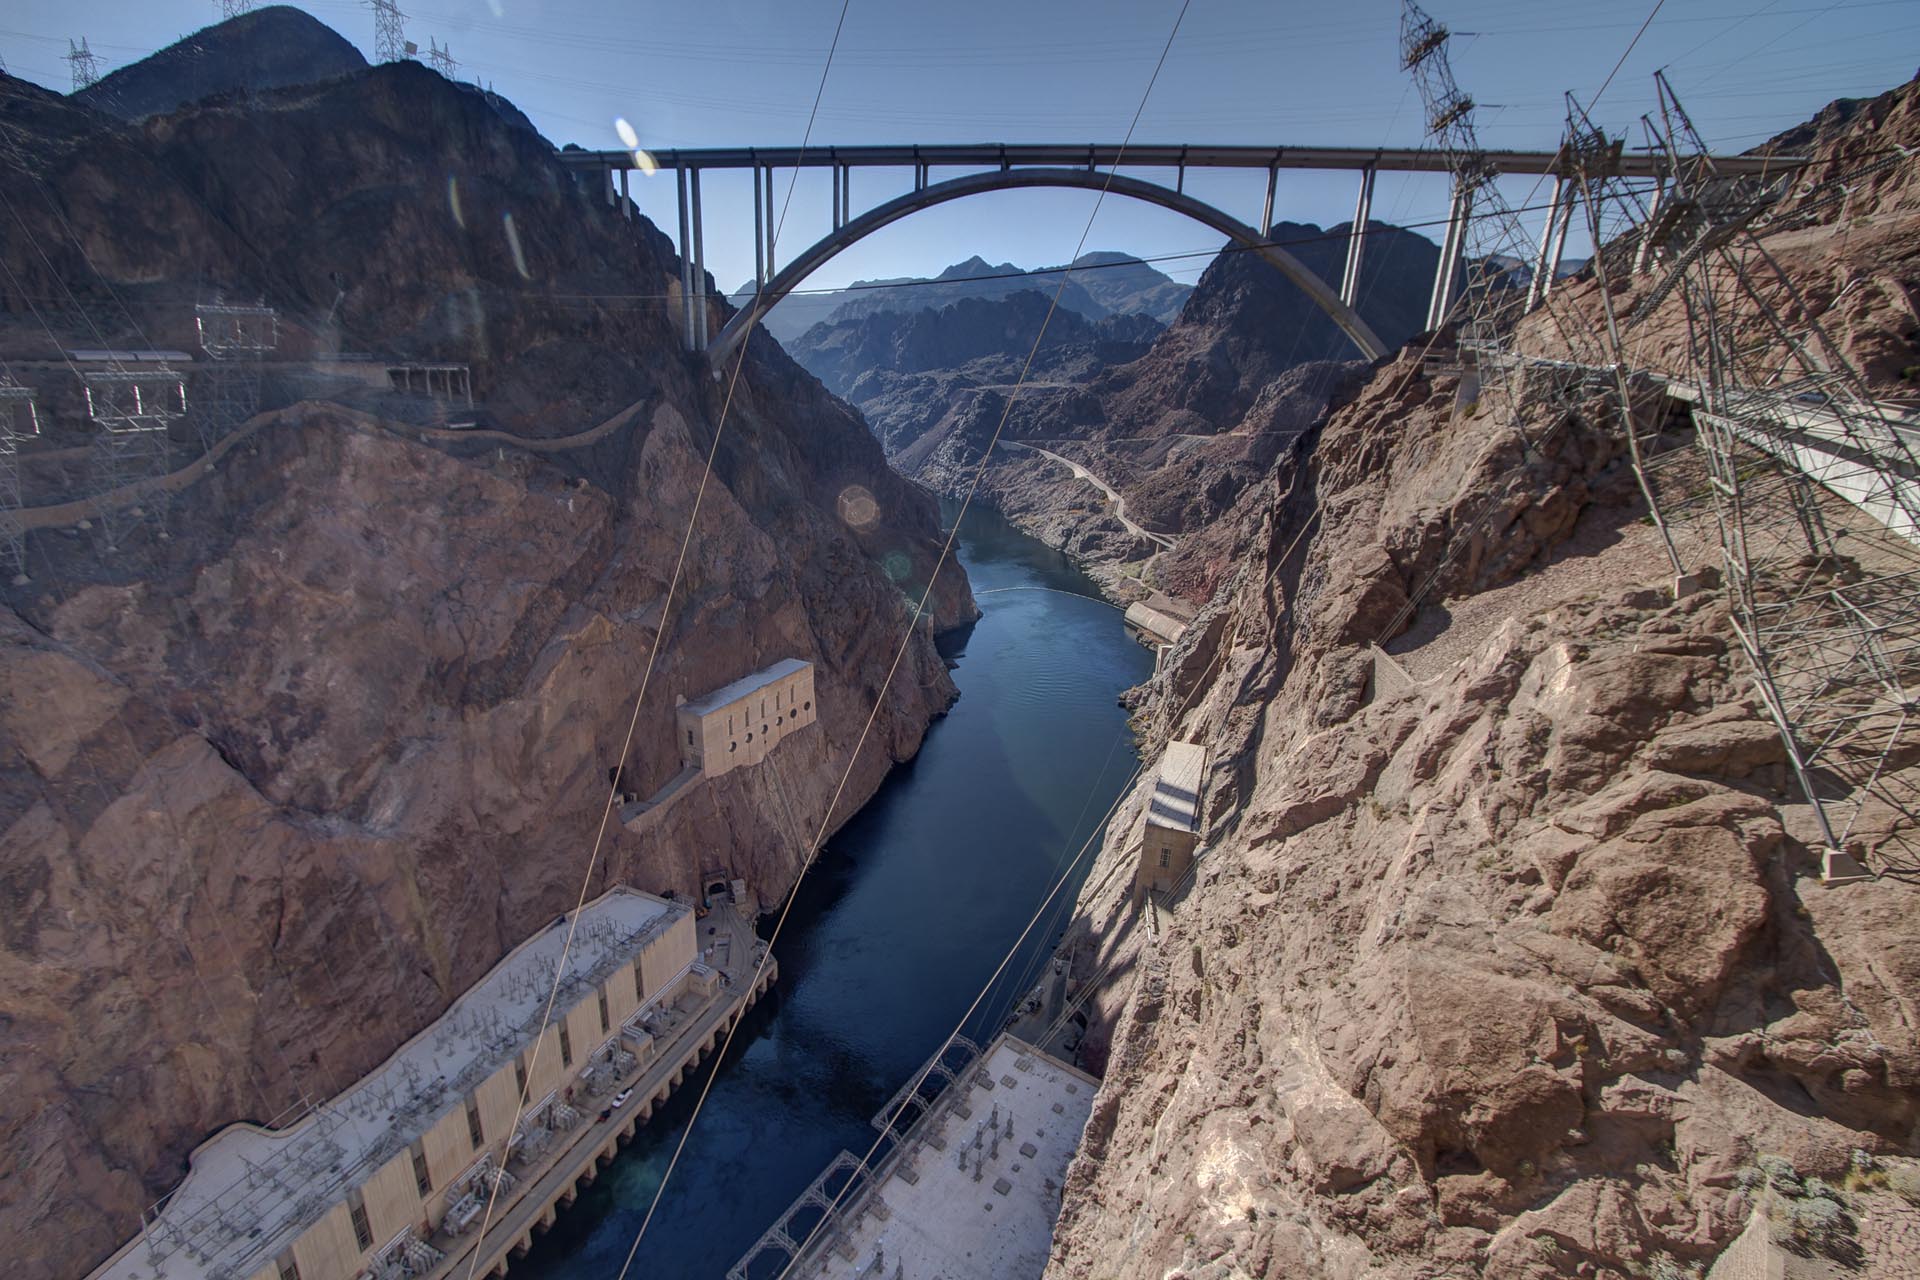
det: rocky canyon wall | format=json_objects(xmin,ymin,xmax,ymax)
[
  {"xmin": 0, "ymin": 51, "xmax": 971, "ymax": 1280},
  {"xmin": 1043, "ymin": 78, "xmax": 1920, "ymax": 1280}
]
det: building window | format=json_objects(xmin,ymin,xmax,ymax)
[
  {"xmin": 514, "ymin": 1056, "xmax": 529, "ymax": 1100},
  {"xmin": 804, "ymin": 700, "xmax": 811, "ymax": 711},
  {"xmin": 730, "ymin": 741, "xmax": 737, "ymax": 752},
  {"xmin": 686, "ymin": 729, "xmax": 694, "ymax": 745},
  {"xmin": 560, "ymin": 1024, "xmax": 574, "ymax": 1067},
  {"xmin": 746, "ymin": 732, "xmax": 753, "ymax": 742},
  {"xmin": 467, "ymin": 1096, "xmax": 485, "ymax": 1149},
  {"xmin": 277, "ymin": 1255, "xmax": 302, "ymax": 1280},
  {"xmin": 598, "ymin": 989, "xmax": 611, "ymax": 1033},
  {"xmin": 350, "ymin": 1200, "xmax": 373, "ymax": 1251},
  {"xmin": 1158, "ymin": 847, "xmax": 1171, "ymax": 869},
  {"xmin": 412, "ymin": 1145, "xmax": 433, "ymax": 1197},
  {"xmin": 634, "ymin": 960, "xmax": 645, "ymax": 1003}
]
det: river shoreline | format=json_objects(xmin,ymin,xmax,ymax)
[{"xmin": 512, "ymin": 504, "xmax": 1151, "ymax": 1280}]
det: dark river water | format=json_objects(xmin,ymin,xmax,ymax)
[{"xmin": 514, "ymin": 502, "xmax": 1151, "ymax": 1280}]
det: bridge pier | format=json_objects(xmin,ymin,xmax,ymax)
[
  {"xmin": 691, "ymin": 168, "xmax": 707, "ymax": 351},
  {"xmin": 1527, "ymin": 178, "xmax": 1570, "ymax": 311},
  {"xmin": 763, "ymin": 165, "xmax": 777, "ymax": 276},
  {"xmin": 1545, "ymin": 182, "xmax": 1576, "ymax": 300},
  {"xmin": 1261, "ymin": 163, "xmax": 1277, "ymax": 234},
  {"xmin": 1633, "ymin": 176, "xmax": 1666, "ymax": 274},
  {"xmin": 1426, "ymin": 180, "xmax": 1472, "ymax": 332},
  {"xmin": 676, "ymin": 167, "xmax": 694, "ymax": 350},
  {"xmin": 620, "ymin": 168, "xmax": 631, "ymax": 220},
  {"xmin": 1339, "ymin": 166, "xmax": 1375, "ymax": 309},
  {"xmin": 752, "ymin": 163, "xmax": 765, "ymax": 287}
]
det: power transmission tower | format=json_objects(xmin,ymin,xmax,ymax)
[
  {"xmin": 368, "ymin": 0, "xmax": 408, "ymax": 64},
  {"xmin": 194, "ymin": 300, "xmax": 276, "ymax": 452},
  {"xmin": 426, "ymin": 37, "xmax": 457, "ymax": 79},
  {"xmin": 65, "ymin": 38, "xmax": 102, "ymax": 91},
  {"xmin": 85, "ymin": 368, "xmax": 186, "ymax": 549},
  {"xmin": 215, "ymin": 0, "xmax": 257, "ymax": 18},
  {"xmin": 0, "ymin": 378, "xmax": 39, "ymax": 583},
  {"xmin": 1625, "ymin": 73, "xmax": 1920, "ymax": 879}
]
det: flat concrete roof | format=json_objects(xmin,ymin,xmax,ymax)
[
  {"xmin": 1146, "ymin": 741, "xmax": 1207, "ymax": 834},
  {"xmin": 96, "ymin": 886, "xmax": 684, "ymax": 1280},
  {"xmin": 806, "ymin": 1036, "xmax": 1095, "ymax": 1280},
  {"xmin": 69, "ymin": 349, "xmax": 194, "ymax": 363},
  {"xmin": 680, "ymin": 657, "xmax": 811, "ymax": 718}
]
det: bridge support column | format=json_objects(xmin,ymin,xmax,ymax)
[
  {"xmin": 691, "ymin": 168, "xmax": 707, "ymax": 351},
  {"xmin": 1633, "ymin": 177, "xmax": 1666, "ymax": 274},
  {"xmin": 1339, "ymin": 166, "xmax": 1375, "ymax": 308},
  {"xmin": 675, "ymin": 167, "xmax": 694, "ymax": 351},
  {"xmin": 1544, "ymin": 182, "xmax": 1576, "ymax": 300},
  {"xmin": 1261, "ymin": 163, "xmax": 1277, "ymax": 235},
  {"xmin": 1426, "ymin": 180, "xmax": 1472, "ymax": 333},
  {"xmin": 1527, "ymin": 178, "xmax": 1569, "ymax": 311},
  {"xmin": 764, "ymin": 166, "xmax": 777, "ymax": 276},
  {"xmin": 752, "ymin": 166, "xmax": 765, "ymax": 287},
  {"xmin": 620, "ymin": 168, "xmax": 631, "ymax": 220}
]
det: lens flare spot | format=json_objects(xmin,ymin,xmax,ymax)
[
  {"xmin": 633, "ymin": 148, "xmax": 658, "ymax": 176},
  {"xmin": 614, "ymin": 117, "xmax": 639, "ymax": 149},
  {"xmin": 882, "ymin": 551, "xmax": 912, "ymax": 582},
  {"xmin": 837, "ymin": 484, "xmax": 881, "ymax": 531},
  {"xmin": 503, "ymin": 212, "xmax": 529, "ymax": 280},
  {"xmin": 446, "ymin": 175, "xmax": 464, "ymax": 228}
]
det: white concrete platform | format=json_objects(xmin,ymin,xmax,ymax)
[{"xmin": 805, "ymin": 1035, "xmax": 1096, "ymax": 1280}]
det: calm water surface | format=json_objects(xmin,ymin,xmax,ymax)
[{"xmin": 516, "ymin": 502, "xmax": 1150, "ymax": 1280}]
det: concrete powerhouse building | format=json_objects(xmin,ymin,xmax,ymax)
[
  {"xmin": 88, "ymin": 885, "xmax": 774, "ymax": 1280},
  {"xmin": 1133, "ymin": 741, "xmax": 1208, "ymax": 902},
  {"xmin": 676, "ymin": 657, "xmax": 816, "ymax": 776}
]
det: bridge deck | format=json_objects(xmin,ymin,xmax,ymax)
[{"xmin": 558, "ymin": 141, "xmax": 1802, "ymax": 179}]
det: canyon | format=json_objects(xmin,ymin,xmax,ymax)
[
  {"xmin": 0, "ymin": 32, "xmax": 968, "ymax": 1280},
  {"xmin": 2, "ymin": 5, "xmax": 1918, "ymax": 1280}
]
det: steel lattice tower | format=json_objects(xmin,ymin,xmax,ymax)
[
  {"xmin": 0, "ymin": 380, "xmax": 39, "ymax": 582},
  {"xmin": 194, "ymin": 301, "xmax": 276, "ymax": 451},
  {"xmin": 368, "ymin": 0, "xmax": 408, "ymax": 64},
  {"xmin": 65, "ymin": 38, "xmax": 102, "ymax": 91},
  {"xmin": 426, "ymin": 38, "xmax": 457, "ymax": 79},
  {"xmin": 85, "ymin": 369, "xmax": 186, "ymax": 548},
  {"xmin": 215, "ymin": 0, "xmax": 257, "ymax": 18},
  {"xmin": 1615, "ymin": 73, "xmax": 1920, "ymax": 879}
]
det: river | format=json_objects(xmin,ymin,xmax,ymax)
[{"xmin": 513, "ymin": 503, "xmax": 1151, "ymax": 1280}]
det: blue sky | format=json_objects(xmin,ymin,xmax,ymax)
[{"xmin": 2, "ymin": 1, "xmax": 1915, "ymax": 296}]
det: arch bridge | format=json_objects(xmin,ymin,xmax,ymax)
[{"xmin": 554, "ymin": 142, "xmax": 1800, "ymax": 364}]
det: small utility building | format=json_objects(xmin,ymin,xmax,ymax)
[
  {"xmin": 677, "ymin": 658, "xmax": 816, "ymax": 777},
  {"xmin": 1134, "ymin": 741, "xmax": 1207, "ymax": 902}
]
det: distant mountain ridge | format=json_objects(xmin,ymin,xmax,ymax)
[{"xmin": 731, "ymin": 250, "xmax": 1192, "ymax": 345}]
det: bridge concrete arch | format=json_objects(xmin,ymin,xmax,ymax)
[{"xmin": 707, "ymin": 167, "xmax": 1389, "ymax": 366}]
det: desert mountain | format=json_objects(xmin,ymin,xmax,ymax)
[
  {"xmin": 73, "ymin": 5, "xmax": 368, "ymax": 122},
  {"xmin": 733, "ymin": 250, "xmax": 1192, "ymax": 345},
  {"xmin": 0, "ymin": 45, "xmax": 968, "ymax": 1280}
]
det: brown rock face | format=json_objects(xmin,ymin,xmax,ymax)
[
  {"xmin": 1046, "ymin": 342, "xmax": 1920, "ymax": 1279},
  {"xmin": 892, "ymin": 223, "xmax": 1439, "ymax": 605},
  {"xmin": 1042, "ymin": 79, "xmax": 1920, "ymax": 1273},
  {"xmin": 0, "ymin": 52, "xmax": 972, "ymax": 1280}
]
